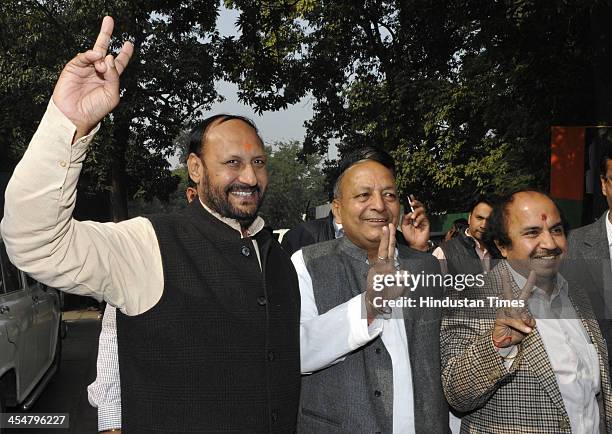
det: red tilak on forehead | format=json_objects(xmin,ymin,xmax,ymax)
[
  {"xmin": 244, "ymin": 142, "xmax": 253, "ymax": 152},
  {"xmin": 541, "ymin": 213, "xmax": 547, "ymax": 221}
]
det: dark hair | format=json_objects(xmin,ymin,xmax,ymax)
[
  {"xmin": 332, "ymin": 147, "xmax": 396, "ymax": 198},
  {"xmin": 600, "ymin": 146, "xmax": 612, "ymax": 178},
  {"xmin": 483, "ymin": 189, "xmax": 570, "ymax": 253},
  {"xmin": 468, "ymin": 194, "xmax": 495, "ymax": 214},
  {"xmin": 187, "ymin": 114, "xmax": 261, "ymax": 161}
]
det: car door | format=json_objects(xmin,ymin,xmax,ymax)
[
  {"xmin": 25, "ymin": 274, "xmax": 59, "ymax": 370},
  {"xmin": 0, "ymin": 241, "xmax": 38, "ymax": 398}
]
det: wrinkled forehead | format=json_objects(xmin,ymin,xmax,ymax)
[
  {"xmin": 472, "ymin": 202, "xmax": 493, "ymax": 216},
  {"xmin": 339, "ymin": 160, "xmax": 397, "ymax": 193},
  {"xmin": 507, "ymin": 193, "xmax": 561, "ymax": 228}
]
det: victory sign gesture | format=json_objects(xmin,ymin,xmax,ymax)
[
  {"xmin": 492, "ymin": 268, "xmax": 537, "ymax": 348},
  {"xmin": 52, "ymin": 16, "xmax": 134, "ymax": 142}
]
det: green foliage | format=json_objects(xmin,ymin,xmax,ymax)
[
  {"xmin": 221, "ymin": 0, "xmax": 612, "ymax": 212},
  {"xmin": 0, "ymin": 0, "xmax": 223, "ymax": 220},
  {"xmin": 258, "ymin": 141, "xmax": 326, "ymax": 228},
  {"xmin": 128, "ymin": 166, "xmax": 191, "ymax": 216}
]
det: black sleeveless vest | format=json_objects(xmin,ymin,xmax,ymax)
[
  {"xmin": 117, "ymin": 201, "xmax": 301, "ymax": 433},
  {"xmin": 440, "ymin": 230, "xmax": 487, "ymax": 276}
]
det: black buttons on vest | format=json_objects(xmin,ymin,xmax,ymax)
[
  {"xmin": 374, "ymin": 390, "xmax": 382, "ymax": 397},
  {"xmin": 241, "ymin": 246, "xmax": 251, "ymax": 257},
  {"xmin": 375, "ymin": 347, "xmax": 382, "ymax": 354},
  {"xmin": 267, "ymin": 350, "xmax": 275, "ymax": 361},
  {"xmin": 257, "ymin": 296, "xmax": 267, "ymax": 306}
]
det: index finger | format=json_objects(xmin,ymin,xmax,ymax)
[
  {"xmin": 519, "ymin": 270, "xmax": 537, "ymax": 301},
  {"xmin": 92, "ymin": 16, "xmax": 114, "ymax": 56},
  {"xmin": 500, "ymin": 267, "xmax": 515, "ymax": 300},
  {"xmin": 377, "ymin": 225, "xmax": 390, "ymax": 261},
  {"xmin": 387, "ymin": 224, "xmax": 396, "ymax": 259}
]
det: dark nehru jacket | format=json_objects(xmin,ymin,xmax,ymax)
[
  {"xmin": 439, "ymin": 230, "xmax": 487, "ymax": 276},
  {"xmin": 117, "ymin": 200, "xmax": 301, "ymax": 433}
]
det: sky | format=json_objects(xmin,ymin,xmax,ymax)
[
  {"xmin": 169, "ymin": 5, "xmax": 320, "ymax": 166},
  {"xmin": 211, "ymin": 6, "xmax": 314, "ymax": 144}
]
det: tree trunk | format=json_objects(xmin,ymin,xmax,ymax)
[{"xmin": 110, "ymin": 123, "xmax": 130, "ymax": 222}]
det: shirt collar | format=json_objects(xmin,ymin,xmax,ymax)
[
  {"xmin": 465, "ymin": 228, "xmax": 487, "ymax": 253},
  {"xmin": 507, "ymin": 262, "xmax": 568, "ymax": 302},
  {"xmin": 333, "ymin": 218, "xmax": 344, "ymax": 239},
  {"xmin": 198, "ymin": 198, "xmax": 265, "ymax": 238}
]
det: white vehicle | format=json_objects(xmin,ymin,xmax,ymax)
[{"xmin": 0, "ymin": 238, "xmax": 63, "ymax": 420}]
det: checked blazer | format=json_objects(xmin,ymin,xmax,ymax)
[{"xmin": 441, "ymin": 260, "xmax": 612, "ymax": 433}]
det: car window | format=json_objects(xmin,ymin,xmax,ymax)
[{"xmin": 0, "ymin": 242, "xmax": 21, "ymax": 294}]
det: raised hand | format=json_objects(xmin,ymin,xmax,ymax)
[
  {"xmin": 52, "ymin": 16, "xmax": 134, "ymax": 141},
  {"xmin": 400, "ymin": 195, "xmax": 430, "ymax": 252},
  {"xmin": 365, "ymin": 223, "xmax": 406, "ymax": 319},
  {"xmin": 492, "ymin": 269, "xmax": 536, "ymax": 348}
]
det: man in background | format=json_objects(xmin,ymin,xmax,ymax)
[
  {"xmin": 433, "ymin": 195, "xmax": 494, "ymax": 275},
  {"xmin": 565, "ymin": 148, "xmax": 612, "ymax": 379}
]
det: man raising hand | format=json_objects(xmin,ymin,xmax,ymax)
[
  {"xmin": 2, "ymin": 17, "xmax": 301, "ymax": 433},
  {"xmin": 53, "ymin": 16, "xmax": 133, "ymax": 141}
]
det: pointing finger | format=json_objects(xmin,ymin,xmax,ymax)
[
  {"xmin": 388, "ymin": 224, "xmax": 396, "ymax": 259},
  {"xmin": 501, "ymin": 267, "xmax": 515, "ymax": 301},
  {"xmin": 93, "ymin": 16, "xmax": 114, "ymax": 56},
  {"xmin": 377, "ymin": 225, "xmax": 390, "ymax": 262},
  {"xmin": 519, "ymin": 270, "xmax": 537, "ymax": 301}
]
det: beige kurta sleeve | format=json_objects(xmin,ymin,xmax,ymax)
[{"xmin": 1, "ymin": 99, "xmax": 163, "ymax": 315}]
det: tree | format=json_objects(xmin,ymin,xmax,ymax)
[
  {"xmin": 258, "ymin": 141, "xmax": 326, "ymax": 228},
  {"xmin": 220, "ymin": 0, "xmax": 612, "ymax": 212},
  {"xmin": 0, "ymin": 0, "xmax": 223, "ymax": 221}
]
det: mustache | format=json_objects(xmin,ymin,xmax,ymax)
[
  {"xmin": 226, "ymin": 183, "xmax": 260, "ymax": 194},
  {"xmin": 531, "ymin": 248, "xmax": 563, "ymax": 258}
]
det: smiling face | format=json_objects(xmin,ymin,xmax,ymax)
[
  {"xmin": 187, "ymin": 118, "xmax": 268, "ymax": 228},
  {"xmin": 331, "ymin": 160, "xmax": 400, "ymax": 254},
  {"xmin": 496, "ymin": 191, "xmax": 567, "ymax": 282}
]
